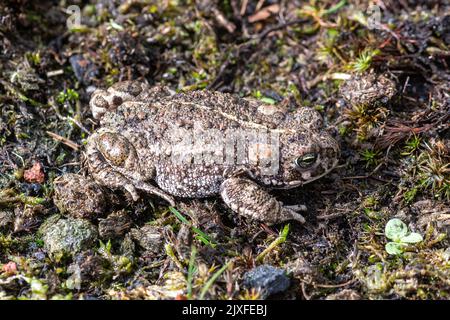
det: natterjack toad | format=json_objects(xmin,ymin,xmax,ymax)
[{"xmin": 85, "ymin": 81, "xmax": 340, "ymax": 225}]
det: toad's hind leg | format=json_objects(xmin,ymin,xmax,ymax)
[{"xmin": 220, "ymin": 177, "xmax": 306, "ymax": 225}]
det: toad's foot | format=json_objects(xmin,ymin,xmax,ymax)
[{"xmin": 220, "ymin": 177, "xmax": 306, "ymax": 225}]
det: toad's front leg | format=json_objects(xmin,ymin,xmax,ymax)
[{"xmin": 219, "ymin": 177, "xmax": 306, "ymax": 225}]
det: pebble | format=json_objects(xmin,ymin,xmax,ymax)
[
  {"xmin": 130, "ymin": 225, "xmax": 164, "ymax": 253},
  {"xmin": 242, "ymin": 265, "xmax": 290, "ymax": 298},
  {"xmin": 69, "ymin": 54, "xmax": 98, "ymax": 84},
  {"xmin": 40, "ymin": 216, "xmax": 98, "ymax": 259}
]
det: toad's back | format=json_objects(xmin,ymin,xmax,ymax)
[{"xmin": 100, "ymin": 89, "xmax": 296, "ymax": 136}]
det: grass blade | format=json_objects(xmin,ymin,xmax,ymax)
[{"xmin": 199, "ymin": 260, "xmax": 232, "ymax": 300}]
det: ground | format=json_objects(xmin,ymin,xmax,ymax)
[{"xmin": 0, "ymin": 0, "xmax": 449, "ymax": 300}]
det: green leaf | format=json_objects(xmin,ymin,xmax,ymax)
[
  {"xmin": 169, "ymin": 206, "xmax": 190, "ymax": 224},
  {"xmin": 109, "ymin": 19, "xmax": 124, "ymax": 31},
  {"xmin": 385, "ymin": 242, "xmax": 405, "ymax": 255},
  {"xmin": 169, "ymin": 207, "xmax": 216, "ymax": 248},
  {"xmin": 400, "ymin": 232, "xmax": 423, "ymax": 244},
  {"xmin": 260, "ymin": 97, "xmax": 276, "ymax": 105},
  {"xmin": 323, "ymin": 0, "xmax": 347, "ymax": 16},
  {"xmin": 385, "ymin": 218, "xmax": 408, "ymax": 241},
  {"xmin": 187, "ymin": 246, "xmax": 197, "ymax": 300}
]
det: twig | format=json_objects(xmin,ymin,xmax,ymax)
[
  {"xmin": 212, "ymin": 7, "xmax": 236, "ymax": 33},
  {"xmin": 46, "ymin": 131, "xmax": 80, "ymax": 151},
  {"xmin": 256, "ymin": 18, "xmax": 308, "ymax": 41},
  {"xmin": 240, "ymin": 0, "xmax": 249, "ymax": 16}
]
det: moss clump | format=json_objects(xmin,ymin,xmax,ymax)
[{"xmin": 40, "ymin": 216, "xmax": 98, "ymax": 259}]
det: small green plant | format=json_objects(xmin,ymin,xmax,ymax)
[
  {"xmin": 98, "ymin": 240, "xmax": 132, "ymax": 274},
  {"xmin": 384, "ymin": 218, "xmax": 423, "ymax": 255},
  {"xmin": 256, "ymin": 224, "xmax": 290, "ymax": 262},
  {"xmin": 361, "ymin": 149, "xmax": 380, "ymax": 168},
  {"xmin": 403, "ymin": 187, "xmax": 418, "ymax": 204},
  {"xmin": 187, "ymin": 246, "xmax": 198, "ymax": 300},
  {"xmin": 345, "ymin": 104, "xmax": 387, "ymax": 141},
  {"xmin": 417, "ymin": 151, "xmax": 449, "ymax": 199},
  {"xmin": 199, "ymin": 260, "xmax": 232, "ymax": 299},
  {"xmin": 57, "ymin": 88, "xmax": 79, "ymax": 104},
  {"xmin": 26, "ymin": 51, "xmax": 41, "ymax": 65},
  {"xmin": 252, "ymin": 90, "xmax": 276, "ymax": 105},
  {"xmin": 349, "ymin": 48, "xmax": 381, "ymax": 73},
  {"xmin": 401, "ymin": 135, "xmax": 421, "ymax": 155}
]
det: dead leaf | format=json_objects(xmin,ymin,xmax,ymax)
[{"xmin": 248, "ymin": 4, "xmax": 280, "ymax": 23}]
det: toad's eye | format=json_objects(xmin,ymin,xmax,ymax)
[
  {"xmin": 97, "ymin": 132, "xmax": 130, "ymax": 166},
  {"xmin": 294, "ymin": 153, "xmax": 317, "ymax": 169}
]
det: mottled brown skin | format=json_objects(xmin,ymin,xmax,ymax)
[{"xmin": 85, "ymin": 81, "xmax": 340, "ymax": 225}]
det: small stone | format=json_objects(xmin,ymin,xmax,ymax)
[
  {"xmin": 67, "ymin": 250, "xmax": 111, "ymax": 289},
  {"xmin": 23, "ymin": 162, "xmax": 45, "ymax": 184},
  {"xmin": 119, "ymin": 233, "xmax": 136, "ymax": 260},
  {"xmin": 285, "ymin": 255, "xmax": 312, "ymax": 276},
  {"xmin": 53, "ymin": 173, "xmax": 107, "ymax": 220},
  {"xmin": 69, "ymin": 54, "xmax": 98, "ymax": 85},
  {"xmin": 40, "ymin": 216, "xmax": 98, "ymax": 259},
  {"xmin": 13, "ymin": 204, "xmax": 45, "ymax": 233},
  {"xmin": 130, "ymin": 225, "xmax": 164, "ymax": 253},
  {"xmin": 1, "ymin": 261, "xmax": 17, "ymax": 276},
  {"xmin": 33, "ymin": 251, "xmax": 46, "ymax": 261},
  {"xmin": 242, "ymin": 265, "xmax": 290, "ymax": 299},
  {"xmin": 98, "ymin": 210, "xmax": 132, "ymax": 240}
]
